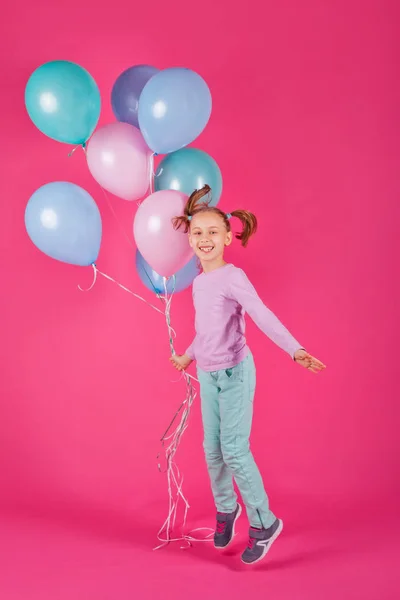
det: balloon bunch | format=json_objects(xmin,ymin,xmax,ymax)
[
  {"xmin": 24, "ymin": 60, "xmax": 220, "ymax": 546},
  {"xmin": 24, "ymin": 60, "xmax": 222, "ymax": 291}
]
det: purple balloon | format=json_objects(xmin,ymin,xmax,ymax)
[{"xmin": 111, "ymin": 65, "xmax": 159, "ymax": 129}]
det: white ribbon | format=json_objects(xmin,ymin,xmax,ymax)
[
  {"xmin": 78, "ymin": 264, "xmax": 211, "ymax": 549},
  {"xmin": 78, "ymin": 263, "xmax": 168, "ymax": 319},
  {"xmin": 149, "ymin": 152, "xmax": 156, "ymax": 195},
  {"xmin": 152, "ymin": 279, "xmax": 213, "ymax": 550}
]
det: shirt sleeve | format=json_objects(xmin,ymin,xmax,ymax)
[
  {"xmin": 185, "ymin": 283, "xmax": 197, "ymax": 360},
  {"xmin": 228, "ymin": 269, "xmax": 304, "ymax": 359},
  {"xmin": 185, "ymin": 338, "xmax": 196, "ymax": 361}
]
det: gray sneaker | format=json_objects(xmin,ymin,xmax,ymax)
[
  {"xmin": 214, "ymin": 504, "xmax": 242, "ymax": 549},
  {"xmin": 241, "ymin": 518, "xmax": 283, "ymax": 564}
]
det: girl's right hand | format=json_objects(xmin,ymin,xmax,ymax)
[{"xmin": 169, "ymin": 354, "xmax": 193, "ymax": 371}]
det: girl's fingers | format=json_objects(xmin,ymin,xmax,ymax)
[
  {"xmin": 311, "ymin": 356, "xmax": 326, "ymax": 367},
  {"xmin": 312, "ymin": 362, "xmax": 326, "ymax": 370},
  {"xmin": 307, "ymin": 354, "xmax": 325, "ymax": 367},
  {"xmin": 170, "ymin": 359, "xmax": 183, "ymax": 370},
  {"xmin": 312, "ymin": 359, "xmax": 325, "ymax": 367}
]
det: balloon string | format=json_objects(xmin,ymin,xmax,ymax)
[
  {"xmin": 149, "ymin": 152, "xmax": 156, "ymax": 195},
  {"xmin": 78, "ymin": 263, "xmax": 98, "ymax": 291},
  {"xmin": 163, "ymin": 276, "xmax": 177, "ymax": 355},
  {"xmin": 77, "ymin": 264, "xmax": 209, "ymax": 548},
  {"xmin": 99, "ymin": 187, "xmax": 166, "ymax": 299},
  {"xmin": 78, "ymin": 263, "xmax": 171, "ymax": 321},
  {"xmin": 68, "ymin": 142, "xmax": 86, "ymax": 158},
  {"xmin": 89, "ymin": 182, "xmax": 165, "ymax": 302},
  {"xmin": 155, "ymin": 376, "xmax": 213, "ymax": 550},
  {"xmin": 98, "ymin": 186, "xmax": 137, "ymax": 252},
  {"xmin": 153, "ymin": 278, "xmax": 213, "ymax": 550}
]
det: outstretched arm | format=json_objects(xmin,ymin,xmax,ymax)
[
  {"xmin": 229, "ymin": 269, "xmax": 325, "ymax": 372},
  {"xmin": 229, "ymin": 269, "xmax": 303, "ymax": 358}
]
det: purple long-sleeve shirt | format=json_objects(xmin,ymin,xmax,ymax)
[{"xmin": 185, "ymin": 264, "xmax": 303, "ymax": 372}]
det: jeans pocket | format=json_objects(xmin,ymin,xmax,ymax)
[{"xmin": 225, "ymin": 362, "xmax": 244, "ymax": 383}]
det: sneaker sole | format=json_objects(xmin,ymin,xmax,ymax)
[
  {"xmin": 241, "ymin": 519, "xmax": 284, "ymax": 565},
  {"xmin": 214, "ymin": 503, "xmax": 242, "ymax": 550}
]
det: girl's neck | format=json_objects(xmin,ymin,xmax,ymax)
[{"xmin": 201, "ymin": 257, "xmax": 227, "ymax": 274}]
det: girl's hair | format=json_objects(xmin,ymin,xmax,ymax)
[{"xmin": 172, "ymin": 185, "xmax": 258, "ymax": 247}]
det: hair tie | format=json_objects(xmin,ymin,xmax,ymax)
[
  {"xmin": 226, "ymin": 213, "xmax": 232, "ymax": 220},
  {"xmin": 187, "ymin": 215, "xmax": 192, "ymax": 221}
]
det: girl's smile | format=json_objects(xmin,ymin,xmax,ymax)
[{"xmin": 189, "ymin": 212, "xmax": 232, "ymax": 271}]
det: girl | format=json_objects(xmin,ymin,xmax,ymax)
[{"xmin": 170, "ymin": 185, "xmax": 325, "ymax": 565}]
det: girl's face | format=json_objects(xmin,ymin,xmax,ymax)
[{"xmin": 188, "ymin": 212, "xmax": 232, "ymax": 266}]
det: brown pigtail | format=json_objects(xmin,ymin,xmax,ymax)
[
  {"xmin": 172, "ymin": 184, "xmax": 212, "ymax": 232},
  {"xmin": 230, "ymin": 210, "xmax": 258, "ymax": 247},
  {"xmin": 172, "ymin": 214, "xmax": 189, "ymax": 233},
  {"xmin": 186, "ymin": 184, "xmax": 211, "ymax": 214}
]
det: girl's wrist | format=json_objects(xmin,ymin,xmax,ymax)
[{"xmin": 294, "ymin": 348, "xmax": 306, "ymax": 361}]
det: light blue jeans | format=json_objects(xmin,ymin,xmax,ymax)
[{"xmin": 197, "ymin": 352, "xmax": 276, "ymax": 528}]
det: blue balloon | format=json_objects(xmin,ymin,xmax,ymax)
[
  {"xmin": 155, "ymin": 148, "xmax": 222, "ymax": 206},
  {"xmin": 136, "ymin": 250, "xmax": 200, "ymax": 294},
  {"xmin": 25, "ymin": 182, "xmax": 102, "ymax": 266},
  {"xmin": 138, "ymin": 68, "xmax": 212, "ymax": 154},
  {"xmin": 111, "ymin": 65, "xmax": 159, "ymax": 129},
  {"xmin": 25, "ymin": 61, "xmax": 101, "ymax": 145}
]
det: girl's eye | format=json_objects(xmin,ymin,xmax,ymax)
[{"xmin": 210, "ymin": 231, "xmax": 217, "ymax": 235}]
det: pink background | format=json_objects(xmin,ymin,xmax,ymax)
[{"xmin": 1, "ymin": 0, "xmax": 399, "ymax": 598}]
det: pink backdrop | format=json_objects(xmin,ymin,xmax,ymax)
[{"xmin": 1, "ymin": 0, "xmax": 399, "ymax": 598}]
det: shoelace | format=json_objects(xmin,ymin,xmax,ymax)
[
  {"xmin": 247, "ymin": 536, "xmax": 256, "ymax": 550},
  {"xmin": 216, "ymin": 511, "xmax": 229, "ymax": 535},
  {"xmin": 216, "ymin": 521, "xmax": 226, "ymax": 534}
]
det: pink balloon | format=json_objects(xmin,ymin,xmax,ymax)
[
  {"xmin": 133, "ymin": 190, "xmax": 193, "ymax": 277},
  {"xmin": 86, "ymin": 122, "xmax": 151, "ymax": 201}
]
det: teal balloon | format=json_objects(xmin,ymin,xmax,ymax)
[
  {"xmin": 25, "ymin": 61, "xmax": 101, "ymax": 145},
  {"xmin": 154, "ymin": 148, "xmax": 222, "ymax": 206}
]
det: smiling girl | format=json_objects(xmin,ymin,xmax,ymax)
[{"xmin": 170, "ymin": 185, "xmax": 325, "ymax": 565}]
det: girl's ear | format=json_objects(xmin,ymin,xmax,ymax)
[{"xmin": 225, "ymin": 231, "xmax": 233, "ymax": 246}]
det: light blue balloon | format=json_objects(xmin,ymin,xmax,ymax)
[
  {"xmin": 25, "ymin": 182, "xmax": 102, "ymax": 266},
  {"xmin": 25, "ymin": 61, "xmax": 101, "ymax": 145},
  {"xmin": 136, "ymin": 250, "xmax": 200, "ymax": 294},
  {"xmin": 138, "ymin": 68, "xmax": 212, "ymax": 154},
  {"xmin": 155, "ymin": 148, "xmax": 222, "ymax": 206}
]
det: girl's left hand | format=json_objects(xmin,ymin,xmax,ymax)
[{"xmin": 294, "ymin": 349, "xmax": 326, "ymax": 373}]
